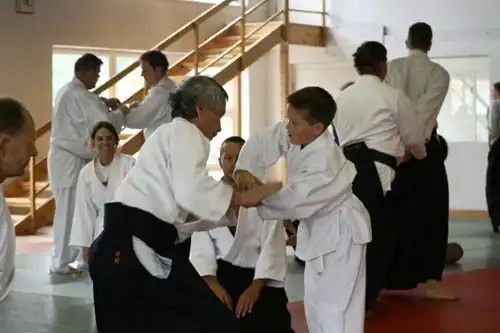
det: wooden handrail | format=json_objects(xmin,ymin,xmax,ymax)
[
  {"xmin": 93, "ymin": 0, "xmax": 233, "ymax": 95},
  {"xmin": 24, "ymin": 0, "xmax": 330, "ymax": 232},
  {"xmin": 117, "ymin": 0, "xmax": 274, "ymax": 105},
  {"xmin": 289, "ymin": 9, "xmax": 324, "ymax": 15},
  {"xmin": 36, "ymin": 121, "xmax": 51, "ymax": 138},
  {"xmin": 200, "ymin": 9, "xmax": 283, "ymax": 72}
]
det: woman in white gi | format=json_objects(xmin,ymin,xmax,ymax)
[
  {"xmin": 190, "ymin": 136, "xmax": 294, "ymax": 333},
  {"xmin": 235, "ymin": 87, "xmax": 371, "ymax": 333},
  {"xmin": 69, "ymin": 121, "xmax": 135, "ymax": 265},
  {"xmin": 88, "ymin": 75, "xmax": 282, "ymax": 333}
]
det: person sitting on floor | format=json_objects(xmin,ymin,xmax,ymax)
[{"xmin": 190, "ymin": 136, "xmax": 294, "ymax": 333}]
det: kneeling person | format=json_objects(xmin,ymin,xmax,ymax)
[{"xmin": 190, "ymin": 136, "xmax": 294, "ymax": 333}]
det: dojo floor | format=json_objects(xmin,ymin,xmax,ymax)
[{"xmin": 1, "ymin": 218, "xmax": 499, "ymax": 333}]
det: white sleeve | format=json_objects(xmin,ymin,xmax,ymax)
[
  {"xmin": 254, "ymin": 220, "xmax": 287, "ymax": 283},
  {"xmin": 107, "ymin": 109, "xmax": 127, "ymax": 132},
  {"xmin": 235, "ymin": 120, "xmax": 291, "ymax": 178},
  {"xmin": 69, "ymin": 169, "xmax": 97, "ymax": 248},
  {"xmin": 53, "ymin": 95, "xmax": 95, "ymax": 160},
  {"xmin": 189, "ymin": 231, "xmax": 218, "ymax": 277},
  {"xmin": 177, "ymin": 208, "xmax": 238, "ymax": 234},
  {"xmin": 170, "ymin": 126, "xmax": 233, "ymax": 222},
  {"xmin": 257, "ymin": 163, "xmax": 333, "ymax": 221},
  {"xmin": 393, "ymin": 93, "xmax": 427, "ymax": 159},
  {"xmin": 415, "ymin": 68, "xmax": 450, "ymax": 137},
  {"xmin": 125, "ymin": 86, "xmax": 170, "ymax": 129},
  {"xmin": 78, "ymin": 93, "xmax": 125, "ymax": 133}
]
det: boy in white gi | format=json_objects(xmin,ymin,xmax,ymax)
[
  {"xmin": 190, "ymin": 136, "xmax": 294, "ymax": 333},
  {"xmin": 234, "ymin": 87, "xmax": 371, "ymax": 333}
]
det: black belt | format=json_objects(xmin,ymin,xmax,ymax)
[
  {"xmin": 344, "ymin": 142, "xmax": 398, "ymax": 170},
  {"xmin": 103, "ymin": 202, "xmax": 178, "ymax": 255}
]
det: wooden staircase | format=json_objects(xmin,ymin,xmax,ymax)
[{"xmin": 6, "ymin": 0, "xmax": 327, "ymax": 235}]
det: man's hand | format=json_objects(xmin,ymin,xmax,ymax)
[
  {"xmin": 204, "ymin": 276, "xmax": 232, "ymax": 310},
  {"xmin": 235, "ymin": 280, "xmax": 265, "ymax": 318},
  {"xmin": 399, "ymin": 150, "xmax": 413, "ymax": 165},
  {"xmin": 129, "ymin": 101, "xmax": 141, "ymax": 109},
  {"xmin": 235, "ymin": 182, "xmax": 282, "ymax": 208},
  {"xmin": 102, "ymin": 97, "xmax": 122, "ymax": 110},
  {"xmin": 234, "ymin": 170, "xmax": 263, "ymax": 191}
]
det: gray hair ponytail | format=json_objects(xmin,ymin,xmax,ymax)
[{"xmin": 169, "ymin": 75, "xmax": 228, "ymax": 120}]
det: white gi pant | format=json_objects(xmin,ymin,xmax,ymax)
[
  {"xmin": 51, "ymin": 187, "xmax": 85, "ymax": 273},
  {"xmin": 303, "ymin": 220, "xmax": 366, "ymax": 333}
]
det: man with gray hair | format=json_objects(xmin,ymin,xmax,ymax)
[{"xmin": 89, "ymin": 75, "xmax": 282, "ymax": 332}]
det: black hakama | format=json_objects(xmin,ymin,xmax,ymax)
[
  {"xmin": 486, "ymin": 138, "xmax": 500, "ymax": 233},
  {"xmin": 343, "ymin": 142, "xmax": 397, "ymax": 311},
  {"xmin": 89, "ymin": 203, "xmax": 240, "ymax": 333},
  {"xmin": 216, "ymin": 259, "xmax": 294, "ymax": 333},
  {"xmin": 385, "ymin": 131, "xmax": 449, "ymax": 290}
]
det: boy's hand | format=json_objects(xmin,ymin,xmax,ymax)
[
  {"xmin": 204, "ymin": 276, "xmax": 232, "ymax": 310},
  {"xmin": 235, "ymin": 280, "xmax": 265, "ymax": 318},
  {"xmin": 234, "ymin": 170, "xmax": 263, "ymax": 191}
]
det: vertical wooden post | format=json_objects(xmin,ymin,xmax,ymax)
[
  {"xmin": 194, "ymin": 23, "xmax": 200, "ymax": 75},
  {"xmin": 280, "ymin": 0, "xmax": 290, "ymax": 181},
  {"xmin": 321, "ymin": 0, "xmax": 327, "ymax": 44},
  {"xmin": 281, "ymin": 0, "xmax": 290, "ymax": 118},
  {"xmin": 28, "ymin": 157, "xmax": 36, "ymax": 233},
  {"xmin": 235, "ymin": 0, "xmax": 246, "ymax": 136}
]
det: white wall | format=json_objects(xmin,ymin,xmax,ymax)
[
  {"xmin": 0, "ymin": 0, "xmax": 236, "ymax": 127},
  {"xmin": 316, "ymin": 0, "xmax": 500, "ymax": 211}
]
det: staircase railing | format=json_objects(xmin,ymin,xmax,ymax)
[{"xmin": 24, "ymin": 0, "xmax": 327, "ymax": 232}]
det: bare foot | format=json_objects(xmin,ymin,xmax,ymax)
[
  {"xmin": 50, "ymin": 267, "xmax": 83, "ymax": 276},
  {"xmin": 421, "ymin": 280, "xmax": 459, "ymax": 301}
]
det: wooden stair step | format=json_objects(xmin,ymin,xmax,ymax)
[
  {"xmin": 120, "ymin": 133, "xmax": 132, "ymax": 140},
  {"xmin": 6, "ymin": 197, "xmax": 51, "ymax": 208},
  {"xmin": 22, "ymin": 181, "xmax": 50, "ymax": 192},
  {"xmin": 11, "ymin": 214, "xmax": 26, "ymax": 227}
]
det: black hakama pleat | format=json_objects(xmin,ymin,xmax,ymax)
[
  {"xmin": 216, "ymin": 259, "xmax": 294, "ymax": 333},
  {"xmin": 385, "ymin": 133, "xmax": 449, "ymax": 290},
  {"xmin": 89, "ymin": 203, "xmax": 240, "ymax": 333},
  {"xmin": 486, "ymin": 138, "xmax": 500, "ymax": 233},
  {"xmin": 343, "ymin": 142, "xmax": 396, "ymax": 311}
]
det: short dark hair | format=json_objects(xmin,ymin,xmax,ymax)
[
  {"xmin": 74, "ymin": 53, "xmax": 103, "ymax": 72},
  {"xmin": 0, "ymin": 98, "xmax": 28, "ymax": 136},
  {"xmin": 353, "ymin": 41, "xmax": 387, "ymax": 75},
  {"xmin": 493, "ymin": 82, "xmax": 500, "ymax": 94},
  {"xmin": 140, "ymin": 51, "xmax": 169, "ymax": 73},
  {"xmin": 407, "ymin": 22, "xmax": 433, "ymax": 51},
  {"xmin": 287, "ymin": 87, "xmax": 337, "ymax": 130},
  {"xmin": 90, "ymin": 121, "xmax": 119, "ymax": 145},
  {"xmin": 220, "ymin": 136, "xmax": 245, "ymax": 155}
]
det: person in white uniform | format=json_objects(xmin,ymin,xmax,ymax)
[
  {"xmin": 334, "ymin": 41, "xmax": 427, "ymax": 312},
  {"xmin": 119, "ymin": 50, "xmax": 177, "ymax": 139},
  {"xmin": 235, "ymin": 87, "xmax": 371, "ymax": 333},
  {"xmin": 88, "ymin": 75, "xmax": 282, "ymax": 333},
  {"xmin": 486, "ymin": 82, "xmax": 500, "ymax": 233},
  {"xmin": 384, "ymin": 22, "xmax": 456, "ymax": 300},
  {"xmin": 69, "ymin": 121, "xmax": 135, "ymax": 266},
  {"xmin": 0, "ymin": 98, "xmax": 37, "ymax": 302},
  {"xmin": 190, "ymin": 136, "xmax": 294, "ymax": 333},
  {"xmin": 48, "ymin": 53, "xmax": 128, "ymax": 275}
]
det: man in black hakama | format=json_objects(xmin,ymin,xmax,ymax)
[{"xmin": 385, "ymin": 131, "xmax": 455, "ymax": 300}]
